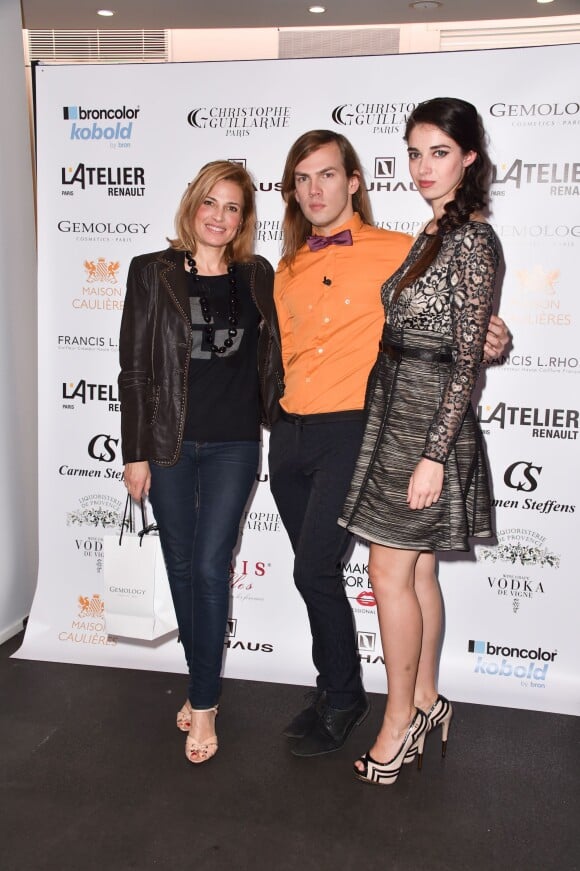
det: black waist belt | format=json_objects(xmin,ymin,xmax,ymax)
[
  {"xmin": 379, "ymin": 341, "xmax": 453, "ymax": 364},
  {"xmin": 279, "ymin": 408, "xmax": 365, "ymax": 425}
]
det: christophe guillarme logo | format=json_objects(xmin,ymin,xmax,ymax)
[
  {"xmin": 62, "ymin": 104, "xmax": 140, "ymax": 142},
  {"xmin": 186, "ymin": 105, "xmax": 291, "ymax": 135},
  {"xmin": 61, "ymin": 163, "xmax": 145, "ymax": 197},
  {"xmin": 489, "ymin": 100, "xmax": 580, "ymax": 128},
  {"xmin": 468, "ymin": 639, "xmax": 557, "ymax": 688},
  {"xmin": 331, "ymin": 102, "xmax": 415, "ymax": 133}
]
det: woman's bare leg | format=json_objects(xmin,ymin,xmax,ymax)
[{"xmin": 355, "ymin": 543, "xmax": 422, "ymax": 768}]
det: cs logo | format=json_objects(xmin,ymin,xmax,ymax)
[
  {"xmin": 88, "ymin": 434, "xmax": 118, "ymax": 463},
  {"xmin": 503, "ymin": 460, "xmax": 542, "ymax": 493}
]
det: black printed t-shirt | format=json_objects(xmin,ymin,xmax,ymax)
[{"xmin": 183, "ymin": 267, "xmax": 261, "ymax": 442}]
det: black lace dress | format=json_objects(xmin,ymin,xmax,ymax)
[{"xmin": 339, "ymin": 221, "xmax": 499, "ymax": 551}]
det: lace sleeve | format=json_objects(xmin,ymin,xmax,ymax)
[{"xmin": 422, "ymin": 224, "xmax": 499, "ymax": 463}]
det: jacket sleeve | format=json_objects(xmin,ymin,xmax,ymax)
[
  {"xmin": 253, "ymin": 257, "xmax": 285, "ymax": 427},
  {"xmin": 118, "ymin": 256, "xmax": 156, "ymax": 464}
]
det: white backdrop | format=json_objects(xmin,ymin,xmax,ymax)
[{"xmin": 15, "ymin": 45, "xmax": 579, "ymax": 716}]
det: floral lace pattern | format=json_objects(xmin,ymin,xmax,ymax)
[{"xmin": 381, "ymin": 221, "xmax": 500, "ymax": 463}]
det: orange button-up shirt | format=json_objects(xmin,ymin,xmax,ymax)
[{"xmin": 275, "ymin": 213, "xmax": 412, "ymax": 414}]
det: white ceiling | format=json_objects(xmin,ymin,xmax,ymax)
[{"xmin": 19, "ymin": 0, "xmax": 580, "ymax": 31}]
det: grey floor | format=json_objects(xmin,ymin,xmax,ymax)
[{"xmin": 1, "ymin": 631, "xmax": 578, "ymax": 871}]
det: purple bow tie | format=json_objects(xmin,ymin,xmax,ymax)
[{"xmin": 306, "ymin": 229, "xmax": 353, "ymax": 252}]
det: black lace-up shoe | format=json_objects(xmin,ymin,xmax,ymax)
[
  {"xmin": 290, "ymin": 692, "xmax": 370, "ymax": 757},
  {"xmin": 282, "ymin": 690, "xmax": 326, "ymax": 739}
]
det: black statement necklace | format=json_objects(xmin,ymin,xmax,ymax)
[{"xmin": 185, "ymin": 252, "xmax": 239, "ymax": 354}]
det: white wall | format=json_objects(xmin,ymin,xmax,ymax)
[{"xmin": 0, "ymin": 0, "xmax": 38, "ymax": 643}]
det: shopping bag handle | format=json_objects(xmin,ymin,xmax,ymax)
[{"xmin": 119, "ymin": 494, "xmax": 159, "ymax": 546}]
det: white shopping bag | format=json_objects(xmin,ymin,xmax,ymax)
[{"xmin": 103, "ymin": 497, "xmax": 177, "ymax": 641}]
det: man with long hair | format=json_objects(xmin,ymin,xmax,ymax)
[{"xmin": 269, "ymin": 130, "xmax": 506, "ymax": 758}]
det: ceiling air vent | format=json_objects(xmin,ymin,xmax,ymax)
[
  {"xmin": 26, "ymin": 30, "xmax": 168, "ymax": 64},
  {"xmin": 279, "ymin": 28, "xmax": 400, "ymax": 59}
]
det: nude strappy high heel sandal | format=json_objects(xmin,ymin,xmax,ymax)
[{"xmin": 185, "ymin": 706, "xmax": 219, "ymax": 764}]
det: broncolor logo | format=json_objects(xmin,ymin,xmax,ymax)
[
  {"xmin": 375, "ymin": 157, "xmax": 395, "ymax": 179},
  {"xmin": 61, "ymin": 163, "xmax": 145, "ymax": 197},
  {"xmin": 63, "ymin": 105, "xmax": 139, "ymax": 142},
  {"xmin": 187, "ymin": 106, "xmax": 291, "ymax": 137},
  {"xmin": 331, "ymin": 102, "xmax": 415, "ymax": 133},
  {"xmin": 476, "ymin": 401, "xmax": 578, "ymax": 441},
  {"xmin": 477, "ymin": 529, "xmax": 561, "ymax": 569},
  {"xmin": 491, "ymin": 159, "xmax": 579, "ymax": 196},
  {"xmin": 468, "ymin": 639, "xmax": 557, "ymax": 688}
]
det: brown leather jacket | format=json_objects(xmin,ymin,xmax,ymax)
[{"xmin": 119, "ymin": 247, "xmax": 283, "ymax": 466}]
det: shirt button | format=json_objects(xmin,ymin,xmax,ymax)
[
  {"xmin": 308, "ymin": 304, "xmax": 313, "ymax": 310},
  {"xmin": 305, "ymin": 377, "xmax": 311, "ymax": 383},
  {"xmin": 323, "ymin": 317, "xmax": 330, "ymax": 324},
  {"xmin": 317, "ymin": 347, "xmax": 324, "ymax": 354},
  {"xmin": 345, "ymin": 298, "xmax": 351, "ymax": 305}
]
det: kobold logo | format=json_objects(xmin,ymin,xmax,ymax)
[
  {"xmin": 63, "ymin": 104, "xmax": 139, "ymax": 141},
  {"xmin": 468, "ymin": 638, "xmax": 557, "ymax": 687}
]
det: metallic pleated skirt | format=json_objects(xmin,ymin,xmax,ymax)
[{"xmin": 339, "ymin": 325, "xmax": 493, "ymax": 552}]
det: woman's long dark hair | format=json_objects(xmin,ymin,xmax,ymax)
[{"xmin": 396, "ymin": 97, "xmax": 491, "ymax": 297}]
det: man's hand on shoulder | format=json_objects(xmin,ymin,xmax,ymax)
[{"xmin": 483, "ymin": 314, "xmax": 510, "ymax": 362}]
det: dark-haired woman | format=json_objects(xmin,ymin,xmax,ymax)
[
  {"xmin": 339, "ymin": 98, "xmax": 500, "ymax": 785},
  {"xmin": 119, "ymin": 161, "xmax": 281, "ymax": 765}
]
